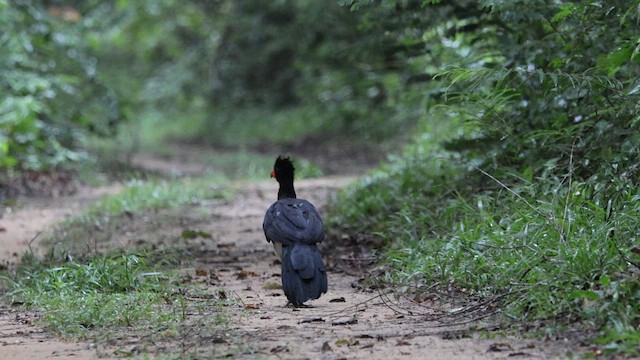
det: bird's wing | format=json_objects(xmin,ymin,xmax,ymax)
[{"xmin": 263, "ymin": 198, "xmax": 324, "ymax": 245}]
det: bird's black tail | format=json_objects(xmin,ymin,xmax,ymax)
[{"xmin": 281, "ymin": 242, "xmax": 328, "ymax": 307}]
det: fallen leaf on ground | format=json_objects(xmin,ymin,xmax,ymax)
[
  {"xmin": 331, "ymin": 318, "xmax": 358, "ymax": 326},
  {"xmin": 262, "ymin": 282, "xmax": 282, "ymax": 290},
  {"xmin": 335, "ymin": 339, "xmax": 350, "ymax": 346},
  {"xmin": 487, "ymin": 343, "xmax": 513, "ymax": 352},
  {"xmin": 270, "ymin": 345, "xmax": 288, "ymax": 353},
  {"xmin": 235, "ymin": 270, "xmax": 258, "ymax": 279},
  {"xmin": 195, "ymin": 268, "xmax": 208, "ymax": 277},
  {"xmin": 441, "ymin": 330, "xmax": 471, "ymax": 340},
  {"xmin": 181, "ymin": 229, "xmax": 212, "ymax": 239},
  {"xmin": 299, "ymin": 317, "xmax": 324, "ymax": 324},
  {"xmin": 217, "ymin": 289, "xmax": 227, "ymax": 300},
  {"xmin": 508, "ymin": 352, "xmax": 531, "ymax": 357}
]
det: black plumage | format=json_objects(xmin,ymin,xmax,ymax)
[{"xmin": 263, "ymin": 156, "xmax": 328, "ymax": 307}]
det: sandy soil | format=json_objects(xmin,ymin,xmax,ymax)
[
  {"xmin": 0, "ymin": 184, "xmax": 123, "ymax": 360},
  {"xmin": 0, "ymin": 185, "xmax": 123, "ymax": 269},
  {"xmin": 175, "ymin": 178, "xmax": 572, "ymax": 359},
  {"xmin": 0, "ymin": 173, "xmax": 577, "ymax": 359}
]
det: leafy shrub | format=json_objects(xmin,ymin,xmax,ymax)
[
  {"xmin": 330, "ymin": 0, "xmax": 640, "ymax": 355},
  {"xmin": 1, "ymin": 1, "xmax": 121, "ymax": 170}
]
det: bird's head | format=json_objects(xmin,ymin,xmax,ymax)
[{"xmin": 272, "ymin": 156, "xmax": 295, "ymax": 182}]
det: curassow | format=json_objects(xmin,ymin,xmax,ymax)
[{"xmin": 263, "ymin": 156, "xmax": 328, "ymax": 307}]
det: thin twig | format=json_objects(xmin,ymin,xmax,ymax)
[
  {"xmin": 473, "ymin": 167, "xmax": 545, "ymax": 218},
  {"xmin": 474, "ymin": 166, "xmax": 567, "ymax": 241},
  {"xmin": 370, "ymin": 275, "xmax": 523, "ymax": 327},
  {"xmin": 560, "ymin": 139, "xmax": 578, "ymax": 243},
  {"xmin": 27, "ymin": 231, "xmax": 42, "ymax": 255}
]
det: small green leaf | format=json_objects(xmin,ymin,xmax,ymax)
[
  {"xmin": 537, "ymin": 69, "xmax": 545, "ymax": 83},
  {"xmin": 599, "ymin": 274, "xmax": 611, "ymax": 286},
  {"xmin": 570, "ymin": 290, "xmax": 601, "ymax": 301},
  {"xmin": 262, "ymin": 282, "xmax": 282, "ymax": 290},
  {"xmin": 550, "ymin": 72, "xmax": 558, "ymax": 87},
  {"xmin": 551, "ymin": 4, "xmax": 577, "ymax": 23},
  {"xmin": 549, "ymin": 58, "xmax": 564, "ymax": 68},
  {"xmin": 181, "ymin": 229, "xmax": 212, "ymax": 239},
  {"xmin": 597, "ymin": 45, "xmax": 632, "ymax": 77}
]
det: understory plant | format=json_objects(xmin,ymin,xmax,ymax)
[{"xmin": 330, "ymin": 0, "xmax": 640, "ymax": 355}]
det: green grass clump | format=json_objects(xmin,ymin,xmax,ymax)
[
  {"xmin": 330, "ymin": 143, "xmax": 640, "ymax": 356},
  {"xmin": 1, "ymin": 174, "xmax": 237, "ymax": 354},
  {"xmin": 3, "ymin": 254, "xmax": 197, "ymax": 338},
  {"xmin": 75, "ymin": 176, "xmax": 230, "ymax": 223}
]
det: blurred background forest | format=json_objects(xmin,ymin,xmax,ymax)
[
  {"xmin": 2, "ymin": 0, "xmax": 425, "ymax": 179},
  {"xmin": 2, "ymin": 0, "xmax": 640, "ymax": 354},
  {"xmin": 2, "ymin": 0, "xmax": 638, "ymax": 179}
]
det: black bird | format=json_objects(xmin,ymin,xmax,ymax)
[{"xmin": 263, "ymin": 156, "xmax": 328, "ymax": 307}]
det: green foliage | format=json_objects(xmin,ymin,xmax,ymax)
[
  {"xmin": 332, "ymin": 139, "xmax": 640, "ymax": 355},
  {"xmin": 92, "ymin": 0, "xmax": 220, "ymax": 116},
  {"xmin": 330, "ymin": 0, "xmax": 640, "ymax": 356},
  {"xmin": 3, "ymin": 0, "xmax": 442, "ymax": 171},
  {"xmin": 441, "ymin": 0, "xmax": 640, "ymax": 179},
  {"xmin": 2, "ymin": 252, "xmax": 231, "ymax": 344},
  {"xmin": 73, "ymin": 176, "xmax": 230, "ymax": 224},
  {"xmin": 208, "ymin": 0, "xmax": 408, "ymax": 142},
  {"xmin": 4, "ymin": 254, "xmax": 181, "ymax": 337},
  {"xmin": 1, "ymin": 1, "xmax": 122, "ymax": 170}
]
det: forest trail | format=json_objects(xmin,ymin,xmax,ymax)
[
  {"xmin": 0, "ymin": 155, "xmax": 569, "ymax": 359},
  {"xmin": 171, "ymin": 177, "xmax": 565, "ymax": 359},
  {"xmin": 0, "ymin": 184, "xmax": 123, "ymax": 360}
]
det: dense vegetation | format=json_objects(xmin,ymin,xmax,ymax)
[
  {"xmin": 1, "ymin": 0, "xmax": 417, "ymax": 173},
  {"xmin": 330, "ymin": 0, "xmax": 640, "ymax": 355},
  {"xmin": 1, "ymin": 0, "xmax": 119, "ymax": 169},
  {"xmin": 2, "ymin": 0, "xmax": 639, "ymax": 356}
]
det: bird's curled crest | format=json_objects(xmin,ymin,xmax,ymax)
[{"xmin": 273, "ymin": 156, "xmax": 295, "ymax": 178}]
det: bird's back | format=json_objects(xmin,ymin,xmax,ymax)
[{"xmin": 263, "ymin": 198, "xmax": 324, "ymax": 246}]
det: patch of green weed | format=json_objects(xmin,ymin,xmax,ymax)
[
  {"xmin": 76, "ymin": 176, "xmax": 230, "ymax": 223},
  {"xmin": 3, "ymin": 253, "xmax": 230, "ymax": 341},
  {"xmin": 330, "ymin": 135, "xmax": 640, "ymax": 356}
]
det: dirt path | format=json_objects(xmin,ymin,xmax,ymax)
[
  {"xmin": 0, "ymin": 185, "xmax": 123, "ymax": 269},
  {"xmin": 0, "ymin": 184, "xmax": 123, "ymax": 360},
  {"xmin": 168, "ymin": 178, "xmax": 567, "ymax": 359},
  {"xmin": 0, "ymin": 173, "xmax": 571, "ymax": 358}
]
